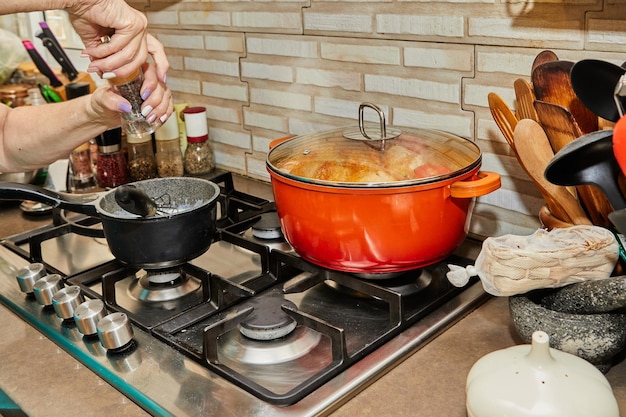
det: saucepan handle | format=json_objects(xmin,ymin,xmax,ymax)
[
  {"xmin": 450, "ymin": 171, "xmax": 501, "ymax": 199},
  {"xmin": 0, "ymin": 182, "xmax": 101, "ymax": 216}
]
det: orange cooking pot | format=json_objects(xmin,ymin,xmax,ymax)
[{"xmin": 266, "ymin": 103, "xmax": 501, "ymax": 275}]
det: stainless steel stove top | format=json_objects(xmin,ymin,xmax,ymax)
[{"xmin": 0, "ymin": 172, "xmax": 489, "ymax": 416}]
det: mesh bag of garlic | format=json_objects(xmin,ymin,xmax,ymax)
[{"xmin": 446, "ymin": 225, "xmax": 619, "ymax": 296}]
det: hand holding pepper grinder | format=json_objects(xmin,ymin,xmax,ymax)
[{"xmin": 101, "ymin": 35, "xmax": 162, "ymax": 138}]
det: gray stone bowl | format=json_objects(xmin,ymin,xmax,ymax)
[{"xmin": 509, "ymin": 290, "xmax": 626, "ymax": 373}]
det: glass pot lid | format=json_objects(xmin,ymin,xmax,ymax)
[{"xmin": 267, "ymin": 103, "xmax": 482, "ymax": 187}]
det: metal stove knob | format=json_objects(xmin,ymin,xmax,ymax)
[
  {"xmin": 32, "ymin": 274, "xmax": 64, "ymax": 307},
  {"xmin": 74, "ymin": 299, "xmax": 106, "ymax": 336},
  {"xmin": 52, "ymin": 285, "xmax": 85, "ymax": 320},
  {"xmin": 97, "ymin": 312, "xmax": 134, "ymax": 351},
  {"xmin": 16, "ymin": 263, "xmax": 46, "ymax": 294}
]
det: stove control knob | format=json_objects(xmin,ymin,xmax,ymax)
[
  {"xmin": 97, "ymin": 312, "xmax": 134, "ymax": 351},
  {"xmin": 16, "ymin": 263, "xmax": 46, "ymax": 294},
  {"xmin": 32, "ymin": 274, "xmax": 64, "ymax": 307},
  {"xmin": 52, "ymin": 285, "xmax": 85, "ymax": 320},
  {"xmin": 74, "ymin": 299, "xmax": 106, "ymax": 336}
]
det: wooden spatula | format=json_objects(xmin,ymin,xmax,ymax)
[
  {"xmin": 532, "ymin": 60, "xmax": 599, "ymax": 135},
  {"xmin": 514, "ymin": 78, "xmax": 539, "ymax": 122},
  {"xmin": 531, "ymin": 50, "xmax": 559, "ymax": 73},
  {"xmin": 534, "ymin": 100, "xmax": 614, "ymax": 227},
  {"xmin": 513, "ymin": 119, "xmax": 591, "ymax": 225},
  {"xmin": 488, "ymin": 92, "xmax": 517, "ymax": 150},
  {"xmin": 534, "ymin": 100, "xmax": 583, "ymax": 153}
]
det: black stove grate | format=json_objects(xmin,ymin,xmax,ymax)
[{"xmin": 0, "ymin": 171, "xmax": 479, "ymax": 407}]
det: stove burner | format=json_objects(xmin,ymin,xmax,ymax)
[
  {"xmin": 220, "ymin": 325, "xmax": 322, "ymax": 365},
  {"xmin": 127, "ymin": 268, "xmax": 201, "ymax": 303},
  {"xmin": 239, "ymin": 298, "xmax": 297, "ymax": 340},
  {"xmin": 251, "ymin": 212, "xmax": 283, "ymax": 240},
  {"xmin": 327, "ymin": 269, "xmax": 432, "ymax": 298}
]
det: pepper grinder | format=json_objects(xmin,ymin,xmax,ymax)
[{"xmin": 101, "ymin": 34, "xmax": 161, "ymax": 137}]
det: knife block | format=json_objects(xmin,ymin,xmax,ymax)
[
  {"xmin": 52, "ymin": 71, "xmax": 97, "ymax": 100},
  {"xmin": 18, "ymin": 62, "xmax": 96, "ymax": 100}
]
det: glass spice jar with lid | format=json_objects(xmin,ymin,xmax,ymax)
[
  {"xmin": 155, "ymin": 115, "xmax": 184, "ymax": 177},
  {"xmin": 183, "ymin": 107, "xmax": 214, "ymax": 175},
  {"xmin": 65, "ymin": 82, "xmax": 98, "ymax": 193},
  {"xmin": 127, "ymin": 132, "xmax": 157, "ymax": 181},
  {"xmin": 96, "ymin": 127, "xmax": 129, "ymax": 188}
]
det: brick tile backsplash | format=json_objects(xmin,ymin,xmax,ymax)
[{"xmin": 146, "ymin": 0, "xmax": 626, "ymax": 236}]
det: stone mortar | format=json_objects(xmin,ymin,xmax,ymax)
[{"xmin": 509, "ymin": 290, "xmax": 626, "ymax": 373}]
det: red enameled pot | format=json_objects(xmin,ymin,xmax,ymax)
[{"xmin": 266, "ymin": 105, "xmax": 501, "ymax": 275}]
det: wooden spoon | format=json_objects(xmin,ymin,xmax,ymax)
[
  {"xmin": 514, "ymin": 78, "xmax": 539, "ymax": 122},
  {"xmin": 488, "ymin": 92, "xmax": 517, "ymax": 150},
  {"xmin": 532, "ymin": 60, "xmax": 598, "ymax": 135},
  {"xmin": 513, "ymin": 119, "xmax": 591, "ymax": 225},
  {"xmin": 531, "ymin": 50, "xmax": 559, "ymax": 73},
  {"xmin": 534, "ymin": 100, "xmax": 583, "ymax": 153},
  {"xmin": 534, "ymin": 100, "xmax": 614, "ymax": 227}
]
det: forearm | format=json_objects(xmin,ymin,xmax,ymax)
[
  {"xmin": 0, "ymin": 1, "xmax": 93, "ymax": 15},
  {"xmin": 0, "ymin": 98, "xmax": 118, "ymax": 172}
]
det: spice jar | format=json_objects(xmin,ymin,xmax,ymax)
[
  {"xmin": 0, "ymin": 84, "xmax": 29, "ymax": 107},
  {"xmin": 155, "ymin": 115, "xmax": 184, "ymax": 177},
  {"xmin": 183, "ymin": 107, "xmax": 214, "ymax": 175},
  {"xmin": 127, "ymin": 133, "xmax": 157, "ymax": 181},
  {"xmin": 68, "ymin": 142, "xmax": 98, "ymax": 192},
  {"xmin": 66, "ymin": 82, "xmax": 97, "ymax": 193},
  {"xmin": 108, "ymin": 68, "xmax": 162, "ymax": 137},
  {"xmin": 96, "ymin": 127, "xmax": 129, "ymax": 188}
]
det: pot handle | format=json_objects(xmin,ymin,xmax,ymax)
[
  {"xmin": 0, "ymin": 182, "xmax": 101, "ymax": 216},
  {"xmin": 450, "ymin": 171, "xmax": 501, "ymax": 198},
  {"xmin": 269, "ymin": 135, "xmax": 295, "ymax": 150}
]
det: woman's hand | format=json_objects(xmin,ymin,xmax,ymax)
[
  {"xmin": 87, "ymin": 61, "xmax": 173, "ymax": 128},
  {"xmin": 67, "ymin": 0, "xmax": 157, "ymax": 80},
  {"xmin": 139, "ymin": 58, "xmax": 173, "ymax": 125}
]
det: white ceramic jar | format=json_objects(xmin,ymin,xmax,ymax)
[{"xmin": 466, "ymin": 331, "xmax": 620, "ymax": 417}]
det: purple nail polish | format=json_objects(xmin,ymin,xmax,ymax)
[
  {"xmin": 162, "ymin": 74, "xmax": 167, "ymax": 84},
  {"xmin": 118, "ymin": 102, "xmax": 132, "ymax": 113},
  {"xmin": 141, "ymin": 89, "xmax": 151, "ymax": 101}
]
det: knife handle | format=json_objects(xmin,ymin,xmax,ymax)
[
  {"xmin": 22, "ymin": 40, "xmax": 63, "ymax": 87},
  {"xmin": 37, "ymin": 22, "xmax": 79, "ymax": 81},
  {"xmin": 38, "ymin": 37, "xmax": 79, "ymax": 81}
]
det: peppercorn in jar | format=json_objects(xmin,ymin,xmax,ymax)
[{"xmin": 96, "ymin": 127, "xmax": 129, "ymax": 188}]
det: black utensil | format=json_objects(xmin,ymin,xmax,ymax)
[
  {"xmin": 544, "ymin": 129, "xmax": 626, "ymax": 211},
  {"xmin": 114, "ymin": 184, "xmax": 158, "ymax": 217},
  {"xmin": 570, "ymin": 59, "xmax": 626, "ymax": 122}
]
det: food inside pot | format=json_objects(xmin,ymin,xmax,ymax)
[{"xmin": 271, "ymin": 128, "xmax": 480, "ymax": 184}]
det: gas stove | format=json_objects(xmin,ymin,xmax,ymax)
[{"xmin": 0, "ymin": 171, "xmax": 489, "ymax": 416}]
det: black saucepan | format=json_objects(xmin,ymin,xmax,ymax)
[{"xmin": 0, "ymin": 177, "xmax": 220, "ymax": 269}]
